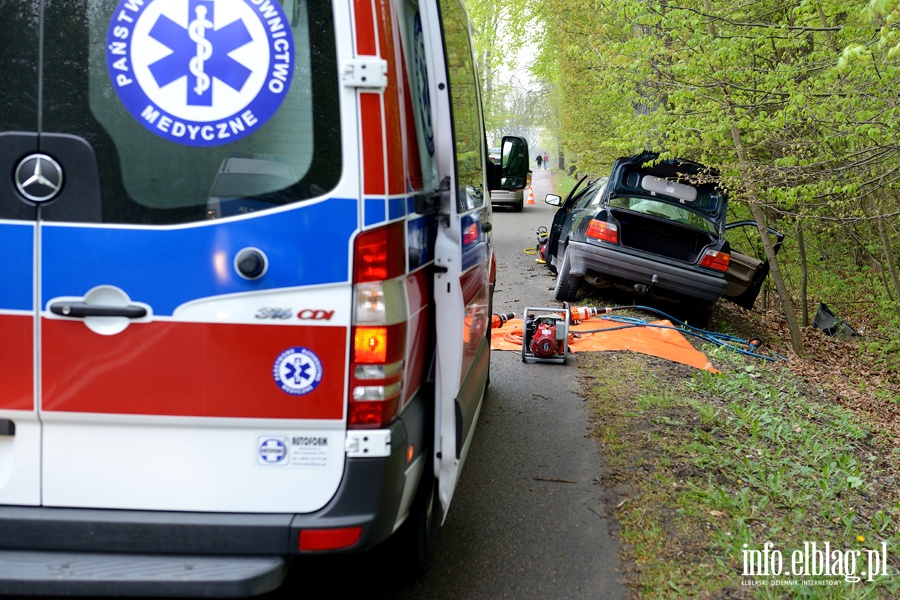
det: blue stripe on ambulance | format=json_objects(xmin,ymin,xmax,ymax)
[
  {"xmin": 0, "ymin": 222, "xmax": 34, "ymax": 311},
  {"xmin": 363, "ymin": 196, "xmax": 412, "ymax": 227},
  {"xmin": 40, "ymin": 198, "xmax": 357, "ymax": 316},
  {"xmin": 388, "ymin": 198, "xmax": 405, "ymax": 220},
  {"xmin": 364, "ymin": 198, "xmax": 387, "ymax": 227}
]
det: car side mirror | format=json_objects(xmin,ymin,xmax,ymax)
[{"xmin": 545, "ymin": 194, "xmax": 562, "ymax": 207}]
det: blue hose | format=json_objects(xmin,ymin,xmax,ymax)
[{"xmin": 575, "ymin": 305, "xmax": 788, "ymax": 362}]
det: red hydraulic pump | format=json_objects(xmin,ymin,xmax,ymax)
[{"xmin": 521, "ymin": 303, "xmax": 571, "ymax": 364}]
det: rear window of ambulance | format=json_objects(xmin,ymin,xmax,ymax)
[{"xmin": 39, "ymin": 0, "xmax": 341, "ymax": 225}]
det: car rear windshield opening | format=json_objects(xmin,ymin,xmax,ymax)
[{"xmin": 610, "ymin": 196, "xmax": 717, "ymax": 234}]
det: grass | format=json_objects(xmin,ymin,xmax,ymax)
[
  {"xmin": 584, "ymin": 347, "xmax": 900, "ymax": 599},
  {"xmin": 548, "ymin": 168, "xmax": 580, "ymax": 199}
]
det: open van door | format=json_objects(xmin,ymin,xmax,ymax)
[{"xmin": 423, "ymin": 0, "xmax": 529, "ymax": 516}]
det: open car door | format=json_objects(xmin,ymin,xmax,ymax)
[
  {"xmin": 723, "ymin": 220, "xmax": 785, "ymax": 309},
  {"xmin": 423, "ymin": 0, "xmax": 528, "ymax": 516}
]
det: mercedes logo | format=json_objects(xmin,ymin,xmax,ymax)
[{"xmin": 15, "ymin": 153, "xmax": 64, "ymax": 203}]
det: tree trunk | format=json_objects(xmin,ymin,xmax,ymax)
[
  {"xmin": 796, "ymin": 218, "xmax": 809, "ymax": 327},
  {"xmin": 876, "ymin": 193, "xmax": 900, "ymax": 317},
  {"xmin": 729, "ymin": 124, "xmax": 804, "ymax": 355}
]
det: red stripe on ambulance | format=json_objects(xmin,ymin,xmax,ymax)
[
  {"xmin": 0, "ymin": 314, "xmax": 33, "ymax": 410},
  {"xmin": 353, "ymin": 0, "xmax": 377, "ymax": 54},
  {"xmin": 360, "ymin": 92, "xmax": 385, "ymax": 195},
  {"xmin": 355, "ymin": 0, "xmax": 384, "ymax": 196},
  {"xmin": 379, "ymin": 0, "xmax": 404, "ymax": 195},
  {"xmin": 41, "ymin": 320, "xmax": 346, "ymax": 419}
]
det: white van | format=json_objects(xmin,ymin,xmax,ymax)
[{"xmin": 0, "ymin": 0, "xmax": 529, "ymax": 595}]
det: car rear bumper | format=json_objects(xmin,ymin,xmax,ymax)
[
  {"xmin": 568, "ymin": 240, "xmax": 727, "ymax": 304},
  {"xmin": 0, "ymin": 395, "xmax": 429, "ymax": 597},
  {"xmin": 489, "ymin": 190, "xmax": 523, "ymax": 206}
]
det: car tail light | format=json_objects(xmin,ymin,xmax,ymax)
[
  {"xmin": 350, "ymin": 223, "xmax": 407, "ymax": 429},
  {"xmin": 462, "ymin": 222, "xmax": 479, "ymax": 246},
  {"xmin": 699, "ymin": 249, "xmax": 731, "ymax": 272},
  {"xmin": 586, "ymin": 219, "xmax": 618, "ymax": 243},
  {"xmin": 298, "ymin": 527, "xmax": 363, "ymax": 551}
]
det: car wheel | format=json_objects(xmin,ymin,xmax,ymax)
[
  {"xmin": 513, "ymin": 196, "xmax": 524, "ymax": 212},
  {"xmin": 395, "ymin": 471, "xmax": 441, "ymax": 578},
  {"xmin": 682, "ymin": 304, "xmax": 713, "ymax": 329},
  {"xmin": 553, "ymin": 246, "xmax": 580, "ymax": 302}
]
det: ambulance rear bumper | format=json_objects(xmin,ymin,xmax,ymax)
[
  {"xmin": 0, "ymin": 401, "xmax": 423, "ymax": 597},
  {"xmin": 0, "ymin": 550, "xmax": 288, "ymax": 598}
]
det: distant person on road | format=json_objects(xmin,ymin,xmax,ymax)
[
  {"xmin": 543, "ymin": 152, "xmax": 549, "ymax": 169},
  {"xmin": 535, "ymin": 154, "xmax": 543, "ymax": 169}
]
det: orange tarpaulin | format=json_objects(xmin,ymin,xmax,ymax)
[{"xmin": 491, "ymin": 317, "xmax": 719, "ymax": 373}]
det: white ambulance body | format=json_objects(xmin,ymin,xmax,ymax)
[{"xmin": 0, "ymin": 0, "xmax": 529, "ymax": 595}]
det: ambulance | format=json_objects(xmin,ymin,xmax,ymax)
[{"xmin": 0, "ymin": 0, "xmax": 529, "ymax": 595}]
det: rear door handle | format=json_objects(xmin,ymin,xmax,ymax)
[{"xmin": 49, "ymin": 302, "xmax": 147, "ymax": 319}]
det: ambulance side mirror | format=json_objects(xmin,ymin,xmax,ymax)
[{"xmin": 488, "ymin": 136, "xmax": 529, "ymax": 192}]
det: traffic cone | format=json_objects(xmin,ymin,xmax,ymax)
[{"xmin": 527, "ymin": 186, "xmax": 535, "ymax": 205}]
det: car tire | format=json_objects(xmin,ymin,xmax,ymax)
[
  {"xmin": 553, "ymin": 246, "xmax": 579, "ymax": 302},
  {"xmin": 395, "ymin": 471, "xmax": 441, "ymax": 578},
  {"xmin": 513, "ymin": 197, "xmax": 523, "ymax": 212},
  {"xmin": 682, "ymin": 304, "xmax": 713, "ymax": 329}
]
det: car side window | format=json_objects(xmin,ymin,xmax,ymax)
[
  {"xmin": 586, "ymin": 183, "xmax": 607, "ymax": 208},
  {"xmin": 574, "ymin": 185, "xmax": 602, "ymax": 210},
  {"xmin": 440, "ymin": 0, "xmax": 486, "ymax": 213}
]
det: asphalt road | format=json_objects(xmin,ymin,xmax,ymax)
[{"xmin": 276, "ymin": 169, "xmax": 627, "ymax": 599}]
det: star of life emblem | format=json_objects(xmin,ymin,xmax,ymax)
[
  {"xmin": 106, "ymin": 0, "xmax": 294, "ymax": 147},
  {"xmin": 273, "ymin": 347, "xmax": 323, "ymax": 396}
]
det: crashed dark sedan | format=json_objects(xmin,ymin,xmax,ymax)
[{"xmin": 544, "ymin": 152, "xmax": 784, "ymax": 311}]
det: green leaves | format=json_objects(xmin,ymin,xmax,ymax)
[
  {"xmin": 533, "ymin": 0, "xmax": 900, "ymax": 205},
  {"xmin": 528, "ymin": 0, "xmax": 900, "ymax": 353}
]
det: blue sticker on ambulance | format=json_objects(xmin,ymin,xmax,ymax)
[
  {"xmin": 106, "ymin": 0, "xmax": 294, "ymax": 147},
  {"xmin": 258, "ymin": 437, "xmax": 287, "ymax": 464},
  {"xmin": 273, "ymin": 347, "xmax": 323, "ymax": 396}
]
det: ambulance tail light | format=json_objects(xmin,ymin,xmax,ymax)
[
  {"xmin": 349, "ymin": 322, "xmax": 406, "ymax": 427},
  {"xmin": 350, "ymin": 224, "xmax": 408, "ymax": 429},
  {"xmin": 354, "ymin": 222, "xmax": 406, "ymax": 283}
]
